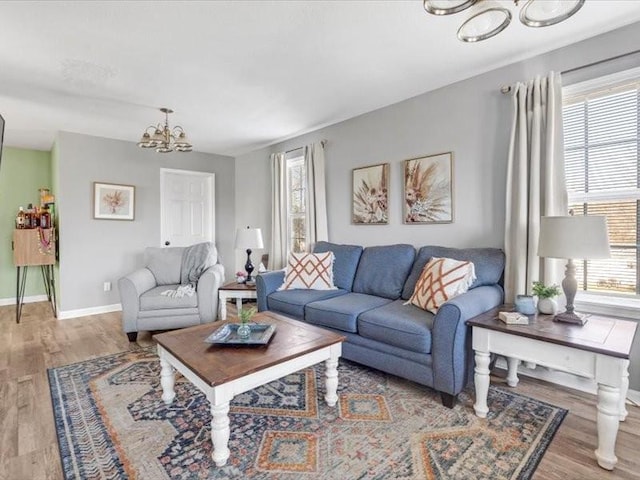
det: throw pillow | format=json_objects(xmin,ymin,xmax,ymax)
[
  {"xmin": 278, "ymin": 252, "xmax": 337, "ymax": 290},
  {"xmin": 407, "ymin": 257, "xmax": 476, "ymax": 314}
]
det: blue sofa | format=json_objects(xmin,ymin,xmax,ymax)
[{"xmin": 256, "ymin": 241, "xmax": 505, "ymax": 407}]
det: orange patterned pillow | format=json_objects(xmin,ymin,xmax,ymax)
[
  {"xmin": 278, "ymin": 252, "xmax": 337, "ymax": 290},
  {"xmin": 408, "ymin": 257, "xmax": 476, "ymax": 314}
]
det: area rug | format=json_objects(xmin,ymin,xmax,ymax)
[{"xmin": 48, "ymin": 348, "xmax": 566, "ymax": 480}]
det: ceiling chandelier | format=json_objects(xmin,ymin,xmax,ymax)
[
  {"xmin": 423, "ymin": 0, "xmax": 585, "ymax": 43},
  {"xmin": 137, "ymin": 107, "xmax": 193, "ymax": 153}
]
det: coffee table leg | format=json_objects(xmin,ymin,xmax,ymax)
[
  {"xmin": 324, "ymin": 356, "xmax": 339, "ymax": 406},
  {"xmin": 160, "ymin": 356, "xmax": 176, "ymax": 405},
  {"xmin": 473, "ymin": 350, "xmax": 490, "ymax": 418},
  {"xmin": 211, "ymin": 402, "xmax": 231, "ymax": 467},
  {"xmin": 595, "ymin": 384, "xmax": 621, "ymax": 470}
]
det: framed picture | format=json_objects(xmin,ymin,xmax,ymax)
[
  {"xmin": 352, "ymin": 163, "xmax": 389, "ymax": 224},
  {"xmin": 93, "ymin": 182, "xmax": 135, "ymax": 220},
  {"xmin": 403, "ymin": 152, "xmax": 453, "ymax": 224}
]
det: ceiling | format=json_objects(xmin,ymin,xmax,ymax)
[{"xmin": 1, "ymin": 1, "xmax": 639, "ymax": 157}]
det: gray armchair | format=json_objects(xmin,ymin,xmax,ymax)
[{"xmin": 118, "ymin": 244, "xmax": 225, "ymax": 342}]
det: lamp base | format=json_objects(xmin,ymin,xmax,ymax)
[{"xmin": 553, "ymin": 311, "xmax": 589, "ymax": 326}]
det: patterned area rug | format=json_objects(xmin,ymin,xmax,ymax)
[{"xmin": 48, "ymin": 348, "xmax": 566, "ymax": 479}]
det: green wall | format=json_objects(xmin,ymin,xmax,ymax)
[{"xmin": 0, "ymin": 147, "xmax": 53, "ymax": 300}]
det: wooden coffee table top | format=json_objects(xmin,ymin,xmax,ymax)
[
  {"xmin": 467, "ymin": 306, "xmax": 637, "ymax": 359},
  {"xmin": 154, "ymin": 312, "xmax": 345, "ymax": 387},
  {"xmin": 220, "ymin": 281, "xmax": 256, "ymax": 291}
]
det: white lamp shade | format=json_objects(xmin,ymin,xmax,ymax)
[
  {"xmin": 538, "ymin": 215, "xmax": 611, "ymax": 260},
  {"xmin": 235, "ymin": 227, "xmax": 264, "ymax": 250}
]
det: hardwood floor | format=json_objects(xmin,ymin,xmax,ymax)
[{"xmin": 1, "ymin": 301, "xmax": 638, "ymax": 479}]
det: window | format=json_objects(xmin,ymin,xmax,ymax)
[
  {"xmin": 563, "ymin": 68, "xmax": 640, "ymax": 297},
  {"xmin": 286, "ymin": 155, "xmax": 306, "ymax": 253}
]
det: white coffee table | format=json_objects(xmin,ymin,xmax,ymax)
[{"xmin": 154, "ymin": 312, "xmax": 345, "ymax": 467}]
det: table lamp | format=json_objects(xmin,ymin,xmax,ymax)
[
  {"xmin": 537, "ymin": 215, "xmax": 611, "ymax": 325},
  {"xmin": 235, "ymin": 226, "xmax": 264, "ymax": 283}
]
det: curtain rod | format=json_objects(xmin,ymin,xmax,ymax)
[
  {"xmin": 499, "ymin": 48, "xmax": 640, "ymax": 94},
  {"xmin": 284, "ymin": 139, "xmax": 327, "ymax": 154}
]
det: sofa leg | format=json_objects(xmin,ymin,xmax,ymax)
[
  {"xmin": 126, "ymin": 332, "xmax": 138, "ymax": 342},
  {"xmin": 440, "ymin": 392, "xmax": 456, "ymax": 409}
]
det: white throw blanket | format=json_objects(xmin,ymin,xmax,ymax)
[{"xmin": 161, "ymin": 242, "xmax": 216, "ymax": 298}]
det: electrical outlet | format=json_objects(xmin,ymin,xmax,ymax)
[{"xmin": 103, "ymin": 281, "xmax": 111, "ymax": 292}]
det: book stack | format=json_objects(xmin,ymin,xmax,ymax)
[{"xmin": 498, "ymin": 311, "xmax": 529, "ymax": 325}]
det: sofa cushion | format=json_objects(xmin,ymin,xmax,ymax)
[
  {"xmin": 352, "ymin": 244, "xmax": 415, "ymax": 299},
  {"xmin": 267, "ymin": 289, "xmax": 348, "ymax": 319},
  {"xmin": 408, "ymin": 257, "xmax": 476, "ymax": 314},
  {"xmin": 140, "ymin": 285, "xmax": 198, "ymax": 310},
  {"xmin": 358, "ymin": 299, "xmax": 434, "ymax": 354},
  {"xmin": 145, "ymin": 247, "xmax": 183, "ymax": 286},
  {"xmin": 305, "ymin": 293, "xmax": 392, "ymax": 333},
  {"xmin": 279, "ymin": 252, "xmax": 336, "ymax": 290},
  {"xmin": 402, "ymin": 246, "xmax": 505, "ymax": 300},
  {"xmin": 313, "ymin": 241, "xmax": 363, "ymax": 291}
]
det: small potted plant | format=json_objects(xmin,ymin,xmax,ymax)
[
  {"xmin": 237, "ymin": 306, "xmax": 257, "ymax": 339},
  {"xmin": 236, "ymin": 271, "xmax": 247, "ymax": 283},
  {"xmin": 532, "ymin": 281, "xmax": 561, "ymax": 315}
]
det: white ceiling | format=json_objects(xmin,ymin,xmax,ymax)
[{"xmin": 1, "ymin": 1, "xmax": 639, "ymax": 157}]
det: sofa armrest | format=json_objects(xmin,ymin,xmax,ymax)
[
  {"xmin": 256, "ymin": 270, "xmax": 285, "ymax": 311},
  {"xmin": 431, "ymin": 285, "xmax": 504, "ymax": 395},
  {"xmin": 118, "ymin": 268, "xmax": 157, "ymax": 333},
  {"xmin": 197, "ymin": 263, "xmax": 225, "ymax": 323}
]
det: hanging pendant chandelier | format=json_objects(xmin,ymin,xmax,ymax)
[
  {"xmin": 137, "ymin": 107, "xmax": 193, "ymax": 153},
  {"xmin": 423, "ymin": 0, "xmax": 585, "ymax": 43}
]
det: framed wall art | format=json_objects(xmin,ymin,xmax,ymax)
[
  {"xmin": 352, "ymin": 163, "xmax": 389, "ymax": 225},
  {"xmin": 93, "ymin": 182, "xmax": 135, "ymax": 220},
  {"xmin": 403, "ymin": 152, "xmax": 453, "ymax": 224}
]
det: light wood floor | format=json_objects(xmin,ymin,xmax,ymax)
[{"xmin": 1, "ymin": 301, "xmax": 638, "ymax": 480}]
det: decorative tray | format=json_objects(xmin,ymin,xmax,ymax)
[{"xmin": 204, "ymin": 323, "xmax": 276, "ymax": 346}]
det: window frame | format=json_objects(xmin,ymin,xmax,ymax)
[
  {"xmin": 285, "ymin": 154, "xmax": 307, "ymax": 254},
  {"xmin": 562, "ymin": 67, "xmax": 640, "ymax": 314}
]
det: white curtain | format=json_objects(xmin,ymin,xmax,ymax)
[
  {"xmin": 304, "ymin": 142, "xmax": 329, "ymax": 249},
  {"xmin": 270, "ymin": 142, "xmax": 329, "ymax": 270},
  {"xmin": 270, "ymin": 152, "xmax": 287, "ymax": 270},
  {"xmin": 504, "ymin": 71, "xmax": 568, "ymax": 303}
]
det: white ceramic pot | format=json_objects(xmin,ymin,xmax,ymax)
[{"xmin": 537, "ymin": 297, "xmax": 558, "ymax": 315}]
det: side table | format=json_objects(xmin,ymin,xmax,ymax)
[
  {"xmin": 218, "ymin": 282, "xmax": 257, "ymax": 320},
  {"xmin": 467, "ymin": 306, "xmax": 637, "ymax": 471}
]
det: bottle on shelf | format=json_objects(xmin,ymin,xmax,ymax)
[
  {"xmin": 16, "ymin": 206, "xmax": 26, "ymax": 229},
  {"xmin": 40, "ymin": 206, "xmax": 51, "ymax": 229},
  {"xmin": 25, "ymin": 204, "xmax": 33, "ymax": 228}
]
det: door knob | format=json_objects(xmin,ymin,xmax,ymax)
[{"xmin": 165, "ymin": 241, "xmax": 171, "ymax": 246}]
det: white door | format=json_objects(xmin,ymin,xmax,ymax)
[{"xmin": 160, "ymin": 168, "xmax": 215, "ymax": 247}]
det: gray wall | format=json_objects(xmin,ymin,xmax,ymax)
[
  {"xmin": 235, "ymin": 23, "xmax": 640, "ymax": 386},
  {"xmin": 56, "ymin": 131, "xmax": 234, "ymax": 312},
  {"xmin": 235, "ymin": 23, "xmax": 640, "ymax": 258}
]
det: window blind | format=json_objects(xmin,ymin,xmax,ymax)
[{"xmin": 563, "ymin": 70, "xmax": 639, "ymax": 296}]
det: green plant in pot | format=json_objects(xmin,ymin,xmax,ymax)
[
  {"xmin": 532, "ymin": 281, "xmax": 561, "ymax": 315},
  {"xmin": 237, "ymin": 306, "xmax": 257, "ymax": 339}
]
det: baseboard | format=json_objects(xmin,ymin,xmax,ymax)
[
  {"xmin": 0, "ymin": 294, "xmax": 48, "ymax": 306},
  {"xmin": 495, "ymin": 357, "xmax": 640, "ymax": 406},
  {"xmin": 57, "ymin": 303, "xmax": 122, "ymax": 320}
]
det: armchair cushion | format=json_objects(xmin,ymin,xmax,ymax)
[{"xmin": 140, "ymin": 285, "xmax": 198, "ymax": 310}]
